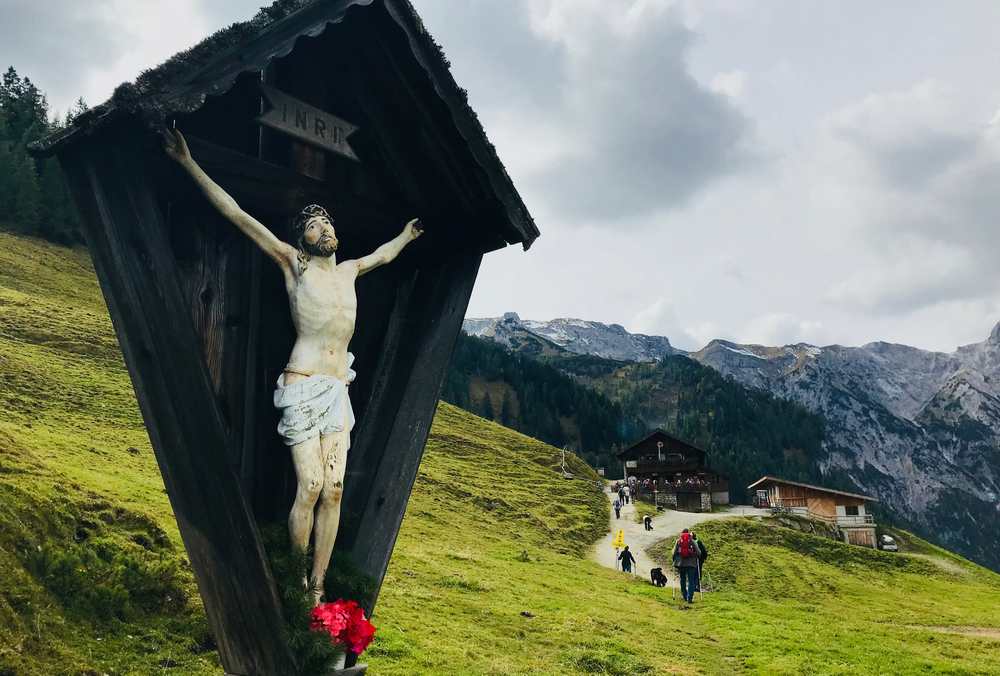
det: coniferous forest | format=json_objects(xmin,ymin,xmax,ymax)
[
  {"xmin": 443, "ymin": 333, "xmax": 828, "ymax": 500},
  {"xmin": 0, "ymin": 66, "xmax": 85, "ymax": 244},
  {"xmin": 441, "ymin": 333, "xmax": 646, "ymax": 471}
]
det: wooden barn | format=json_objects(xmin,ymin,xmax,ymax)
[
  {"xmin": 30, "ymin": 1, "xmax": 537, "ymax": 673},
  {"xmin": 618, "ymin": 430, "xmax": 729, "ymax": 512},
  {"xmin": 748, "ymin": 476, "xmax": 878, "ymax": 548}
]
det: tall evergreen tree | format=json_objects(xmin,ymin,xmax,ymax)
[
  {"xmin": 480, "ymin": 393, "xmax": 495, "ymax": 420},
  {"xmin": 0, "ymin": 65, "xmax": 83, "ymax": 243},
  {"xmin": 500, "ymin": 391, "xmax": 515, "ymax": 427},
  {"xmin": 11, "ymin": 153, "xmax": 41, "ymax": 231}
]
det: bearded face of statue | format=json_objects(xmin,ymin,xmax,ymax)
[
  {"xmin": 292, "ymin": 205, "xmax": 338, "ymax": 258},
  {"xmin": 300, "ymin": 215, "xmax": 338, "ymax": 257}
]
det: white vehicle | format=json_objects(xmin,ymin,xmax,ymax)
[{"xmin": 880, "ymin": 534, "xmax": 899, "ymax": 552}]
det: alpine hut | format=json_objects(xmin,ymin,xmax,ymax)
[{"xmin": 618, "ymin": 430, "xmax": 730, "ymax": 512}]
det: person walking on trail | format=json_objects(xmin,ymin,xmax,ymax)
[
  {"xmin": 671, "ymin": 528, "xmax": 700, "ymax": 603},
  {"xmin": 643, "ymin": 514, "xmax": 653, "ymax": 531},
  {"xmin": 623, "ymin": 485, "xmax": 631, "ymax": 504},
  {"xmin": 613, "ymin": 498, "xmax": 621, "ymax": 519},
  {"xmin": 692, "ymin": 532, "xmax": 708, "ymax": 566},
  {"xmin": 618, "ymin": 486, "xmax": 626, "ymax": 504},
  {"xmin": 691, "ymin": 531, "xmax": 708, "ymax": 591},
  {"xmin": 691, "ymin": 532, "xmax": 708, "ymax": 591},
  {"xmin": 618, "ymin": 545, "xmax": 636, "ymax": 574}
]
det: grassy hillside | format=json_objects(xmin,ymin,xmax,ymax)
[
  {"xmin": 0, "ymin": 231, "xmax": 216, "ymax": 673},
  {"xmin": 3, "ymin": 231, "xmax": 1000, "ymax": 674},
  {"xmin": 650, "ymin": 519, "xmax": 1000, "ymax": 674}
]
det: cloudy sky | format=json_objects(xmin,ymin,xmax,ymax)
[{"xmin": 4, "ymin": 0, "xmax": 999, "ymax": 352}]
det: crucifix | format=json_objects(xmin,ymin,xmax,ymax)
[{"xmin": 165, "ymin": 128, "xmax": 422, "ymax": 605}]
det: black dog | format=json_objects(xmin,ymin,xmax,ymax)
[{"xmin": 650, "ymin": 567, "xmax": 668, "ymax": 587}]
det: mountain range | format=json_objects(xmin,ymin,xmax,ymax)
[{"xmin": 464, "ymin": 313, "xmax": 1000, "ymax": 571}]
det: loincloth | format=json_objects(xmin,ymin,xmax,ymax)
[{"xmin": 273, "ymin": 353, "xmax": 356, "ymax": 447}]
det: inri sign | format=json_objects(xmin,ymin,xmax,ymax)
[{"xmin": 257, "ymin": 84, "xmax": 360, "ymax": 161}]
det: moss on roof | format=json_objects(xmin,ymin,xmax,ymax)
[
  {"xmin": 126, "ymin": 0, "xmax": 313, "ymax": 100},
  {"xmin": 37, "ymin": 0, "xmax": 323, "ymax": 145},
  {"xmin": 29, "ymin": 0, "xmax": 538, "ymax": 245}
]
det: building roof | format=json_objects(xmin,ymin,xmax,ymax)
[
  {"xmin": 616, "ymin": 428, "xmax": 707, "ymax": 458},
  {"xmin": 746, "ymin": 476, "xmax": 878, "ymax": 503},
  {"xmin": 29, "ymin": 0, "xmax": 538, "ymax": 249}
]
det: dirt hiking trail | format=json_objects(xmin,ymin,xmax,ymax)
[{"xmin": 591, "ymin": 486, "xmax": 768, "ymax": 585}]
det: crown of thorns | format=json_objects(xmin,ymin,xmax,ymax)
[{"xmin": 291, "ymin": 204, "xmax": 331, "ymax": 239}]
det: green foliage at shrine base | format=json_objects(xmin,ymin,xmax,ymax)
[{"xmin": 3, "ymin": 230, "xmax": 1000, "ymax": 674}]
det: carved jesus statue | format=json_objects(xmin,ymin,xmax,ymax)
[{"xmin": 165, "ymin": 130, "xmax": 422, "ymax": 604}]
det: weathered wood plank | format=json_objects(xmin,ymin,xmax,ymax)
[
  {"xmin": 379, "ymin": 0, "xmax": 539, "ymax": 248},
  {"xmin": 340, "ymin": 251, "xmax": 483, "ymax": 600},
  {"xmin": 60, "ymin": 127, "xmax": 298, "ymax": 676}
]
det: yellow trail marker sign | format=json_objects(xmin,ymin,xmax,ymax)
[{"xmin": 612, "ymin": 529, "xmax": 625, "ymax": 549}]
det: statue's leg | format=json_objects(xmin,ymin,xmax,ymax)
[
  {"xmin": 288, "ymin": 435, "xmax": 324, "ymax": 553},
  {"xmin": 310, "ymin": 425, "xmax": 349, "ymax": 604}
]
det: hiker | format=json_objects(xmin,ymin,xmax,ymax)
[
  {"xmin": 623, "ymin": 485, "xmax": 631, "ymax": 504},
  {"xmin": 692, "ymin": 532, "xmax": 709, "ymax": 566},
  {"xmin": 613, "ymin": 498, "xmax": 621, "ymax": 519},
  {"xmin": 691, "ymin": 532, "xmax": 709, "ymax": 591},
  {"xmin": 618, "ymin": 486, "xmax": 625, "ymax": 504},
  {"xmin": 643, "ymin": 514, "xmax": 653, "ymax": 531},
  {"xmin": 618, "ymin": 545, "xmax": 636, "ymax": 574},
  {"xmin": 671, "ymin": 528, "xmax": 700, "ymax": 603}
]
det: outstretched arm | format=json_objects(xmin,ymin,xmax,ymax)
[
  {"xmin": 354, "ymin": 218, "xmax": 423, "ymax": 276},
  {"xmin": 164, "ymin": 129, "xmax": 295, "ymax": 271}
]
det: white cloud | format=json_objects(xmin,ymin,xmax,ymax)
[
  {"xmin": 710, "ymin": 69, "xmax": 747, "ymax": 99},
  {"xmin": 629, "ymin": 298, "xmax": 723, "ymax": 351},
  {"xmin": 2, "ymin": 0, "xmax": 214, "ymax": 113},
  {"xmin": 826, "ymin": 237, "xmax": 987, "ymax": 313},
  {"xmin": 427, "ymin": 0, "xmax": 759, "ymax": 224},
  {"xmin": 814, "ymin": 82, "xmax": 1000, "ymax": 315},
  {"xmin": 738, "ymin": 313, "xmax": 827, "ymax": 347}
]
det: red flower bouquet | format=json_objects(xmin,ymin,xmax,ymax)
[{"xmin": 309, "ymin": 599, "xmax": 377, "ymax": 655}]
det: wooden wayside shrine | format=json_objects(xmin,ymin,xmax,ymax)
[{"xmin": 30, "ymin": 1, "xmax": 538, "ymax": 673}]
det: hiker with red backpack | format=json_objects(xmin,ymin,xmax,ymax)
[{"xmin": 671, "ymin": 528, "xmax": 701, "ymax": 603}]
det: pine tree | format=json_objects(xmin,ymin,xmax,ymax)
[
  {"xmin": 38, "ymin": 158, "xmax": 78, "ymax": 243},
  {"xmin": 11, "ymin": 153, "xmax": 41, "ymax": 231},
  {"xmin": 500, "ymin": 391, "xmax": 515, "ymax": 427},
  {"xmin": 0, "ymin": 65, "xmax": 84, "ymax": 243},
  {"xmin": 66, "ymin": 97, "xmax": 88, "ymax": 125},
  {"xmin": 0, "ymin": 112, "xmax": 15, "ymax": 220},
  {"xmin": 480, "ymin": 394, "xmax": 495, "ymax": 420}
]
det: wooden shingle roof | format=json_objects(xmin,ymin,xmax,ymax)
[
  {"xmin": 30, "ymin": 0, "xmax": 538, "ymax": 249},
  {"xmin": 747, "ymin": 476, "xmax": 878, "ymax": 502}
]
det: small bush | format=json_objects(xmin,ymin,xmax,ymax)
[
  {"xmin": 25, "ymin": 540, "xmax": 186, "ymax": 622},
  {"xmin": 567, "ymin": 640, "xmax": 654, "ymax": 675}
]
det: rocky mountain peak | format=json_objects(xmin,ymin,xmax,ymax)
[
  {"xmin": 990, "ymin": 321, "xmax": 1000, "ymax": 345},
  {"xmin": 463, "ymin": 314, "xmax": 679, "ymax": 362}
]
